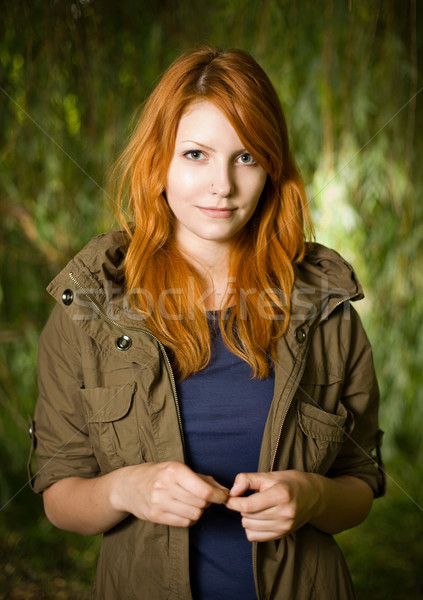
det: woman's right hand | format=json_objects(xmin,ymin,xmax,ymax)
[
  {"xmin": 111, "ymin": 461, "xmax": 229, "ymax": 528},
  {"xmin": 43, "ymin": 462, "xmax": 228, "ymax": 536}
]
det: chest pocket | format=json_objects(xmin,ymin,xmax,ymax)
[
  {"xmin": 294, "ymin": 367, "xmax": 354, "ymax": 474},
  {"xmin": 81, "ymin": 382, "xmax": 143, "ymax": 473}
]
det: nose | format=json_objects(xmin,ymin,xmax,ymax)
[{"xmin": 211, "ymin": 162, "xmax": 234, "ymax": 198}]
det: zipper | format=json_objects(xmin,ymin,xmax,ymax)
[
  {"xmin": 68, "ymin": 272, "xmax": 186, "ymax": 460},
  {"xmin": 253, "ymin": 292, "xmax": 360, "ymax": 595},
  {"xmin": 269, "ymin": 353, "xmax": 307, "ymax": 472},
  {"xmin": 252, "ymin": 544, "xmax": 261, "ymax": 600},
  {"xmin": 327, "ymin": 294, "xmax": 358, "ymax": 317}
]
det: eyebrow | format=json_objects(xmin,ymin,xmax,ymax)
[
  {"xmin": 180, "ymin": 140, "xmax": 247, "ymax": 155},
  {"xmin": 180, "ymin": 140, "xmax": 216, "ymax": 151}
]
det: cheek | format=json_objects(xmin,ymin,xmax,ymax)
[
  {"xmin": 239, "ymin": 167, "xmax": 266, "ymax": 192},
  {"xmin": 256, "ymin": 172, "xmax": 268, "ymax": 196},
  {"xmin": 179, "ymin": 169, "xmax": 205, "ymax": 192},
  {"xmin": 244, "ymin": 174, "xmax": 267, "ymax": 206},
  {"xmin": 167, "ymin": 166, "xmax": 203, "ymax": 199}
]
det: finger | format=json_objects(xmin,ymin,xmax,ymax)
[
  {"xmin": 164, "ymin": 485, "xmax": 211, "ymax": 510},
  {"xmin": 229, "ymin": 472, "xmax": 252, "ymax": 497},
  {"xmin": 199, "ymin": 474, "xmax": 230, "ymax": 494},
  {"xmin": 152, "ymin": 509, "xmax": 199, "ymax": 528},
  {"xmin": 225, "ymin": 495, "xmax": 251, "ymax": 512},
  {"xmin": 230, "ymin": 472, "xmax": 276, "ymax": 497},
  {"xmin": 175, "ymin": 467, "xmax": 228, "ymax": 504},
  {"xmin": 241, "ymin": 515, "xmax": 292, "ymax": 532},
  {"xmin": 243, "ymin": 528, "xmax": 286, "ymax": 543},
  {"xmin": 226, "ymin": 488, "xmax": 274, "ymax": 514},
  {"xmin": 146, "ymin": 497, "xmax": 206, "ymax": 527},
  {"xmin": 240, "ymin": 505, "xmax": 278, "ymax": 520}
]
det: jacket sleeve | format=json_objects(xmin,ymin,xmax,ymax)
[
  {"xmin": 30, "ymin": 303, "xmax": 100, "ymax": 493},
  {"xmin": 327, "ymin": 305, "xmax": 385, "ymax": 498}
]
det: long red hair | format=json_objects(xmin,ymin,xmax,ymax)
[{"xmin": 113, "ymin": 45, "xmax": 313, "ymax": 379}]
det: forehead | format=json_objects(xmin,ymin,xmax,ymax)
[{"xmin": 175, "ymin": 100, "xmax": 242, "ymax": 143}]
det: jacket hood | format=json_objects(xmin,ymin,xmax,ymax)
[
  {"xmin": 54, "ymin": 229, "xmax": 129, "ymax": 296},
  {"xmin": 48, "ymin": 229, "xmax": 130, "ymax": 316},
  {"xmin": 291, "ymin": 242, "xmax": 364, "ymax": 327}
]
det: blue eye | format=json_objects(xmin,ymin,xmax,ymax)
[
  {"xmin": 238, "ymin": 153, "xmax": 256, "ymax": 165},
  {"xmin": 185, "ymin": 150, "xmax": 205, "ymax": 160}
]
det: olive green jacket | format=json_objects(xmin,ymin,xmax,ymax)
[{"xmin": 30, "ymin": 229, "xmax": 385, "ymax": 600}]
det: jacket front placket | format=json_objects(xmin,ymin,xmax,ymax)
[
  {"xmin": 252, "ymin": 314, "xmax": 311, "ymax": 600},
  {"xmin": 252, "ymin": 277, "xmax": 361, "ymax": 599}
]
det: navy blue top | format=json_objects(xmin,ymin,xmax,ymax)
[{"xmin": 176, "ymin": 315, "xmax": 275, "ymax": 600}]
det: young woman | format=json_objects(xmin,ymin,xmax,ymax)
[{"xmin": 30, "ymin": 46, "xmax": 385, "ymax": 599}]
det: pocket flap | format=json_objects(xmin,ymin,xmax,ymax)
[
  {"xmin": 81, "ymin": 383, "xmax": 136, "ymax": 423},
  {"xmin": 298, "ymin": 401, "xmax": 347, "ymax": 442}
]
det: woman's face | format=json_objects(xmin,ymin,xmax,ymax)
[{"xmin": 166, "ymin": 100, "xmax": 267, "ymax": 254}]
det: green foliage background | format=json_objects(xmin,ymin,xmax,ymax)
[{"xmin": 1, "ymin": 1, "xmax": 422, "ymax": 598}]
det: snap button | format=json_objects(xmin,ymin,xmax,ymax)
[
  {"xmin": 62, "ymin": 289, "xmax": 74, "ymax": 305},
  {"xmin": 115, "ymin": 335, "xmax": 132, "ymax": 351},
  {"xmin": 295, "ymin": 327, "xmax": 307, "ymax": 343},
  {"xmin": 28, "ymin": 422, "xmax": 34, "ymax": 438}
]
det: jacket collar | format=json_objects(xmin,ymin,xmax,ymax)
[
  {"xmin": 46, "ymin": 230, "xmax": 164, "ymax": 365},
  {"xmin": 47, "ymin": 231, "xmax": 363, "ymax": 348}
]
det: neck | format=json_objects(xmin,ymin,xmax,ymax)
[{"xmin": 174, "ymin": 238, "xmax": 233, "ymax": 310}]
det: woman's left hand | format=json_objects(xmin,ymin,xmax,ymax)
[{"xmin": 225, "ymin": 470, "xmax": 322, "ymax": 542}]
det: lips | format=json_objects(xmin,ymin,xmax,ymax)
[{"xmin": 198, "ymin": 206, "xmax": 236, "ymax": 218}]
